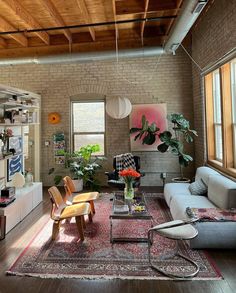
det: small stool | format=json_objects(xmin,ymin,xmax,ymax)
[{"xmin": 148, "ymin": 219, "xmax": 199, "ymax": 279}]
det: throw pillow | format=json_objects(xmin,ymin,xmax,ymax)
[{"xmin": 189, "ymin": 179, "xmax": 207, "ymax": 195}]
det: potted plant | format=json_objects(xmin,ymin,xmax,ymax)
[
  {"xmin": 130, "ymin": 113, "xmax": 197, "ymax": 181},
  {"xmin": 49, "ymin": 144, "xmax": 105, "ymax": 191}
]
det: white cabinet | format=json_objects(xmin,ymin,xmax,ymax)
[{"xmin": 0, "ymin": 182, "xmax": 42, "ymax": 234}]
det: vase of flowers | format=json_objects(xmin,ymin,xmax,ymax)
[{"xmin": 119, "ymin": 168, "xmax": 140, "ymax": 200}]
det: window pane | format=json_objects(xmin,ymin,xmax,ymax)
[
  {"xmin": 74, "ymin": 134, "xmax": 104, "ymax": 155},
  {"xmin": 73, "ymin": 102, "xmax": 105, "ymax": 132},
  {"xmin": 214, "ymin": 124, "xmax": 223, "ymax": 161},
  {"xmin": 213, "ymin": 69, "xmax": 222, "ymax": 123},
  {"xmin": 231, "ymin": 59, "xmax": 236, "ymax": 167},
  {"xmin": 233, "ymin": 124, "xmax": 236, "ymax": 168},
  {"xmin": 231, "ymin": 60, "xmax": 236, "ymax": 122}
]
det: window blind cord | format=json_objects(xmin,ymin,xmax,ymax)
[{"xmin": 114, "ymin": 25, "xmax": 163, "ymax": 85}]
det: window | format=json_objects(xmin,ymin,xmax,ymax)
[
  {"xmin": 71, "ymin": 101, "xmax": 105, "ymax": 155},
  {"xmin": 212, "ymin": 69, "xmax": 223, "ymax": 161},
  {"xmin": 205, "ymin": 57, "xmax": 236, "ymax": 177},
  {"xmin": 231, "ymin": 60, "xmax": 236, "ymax": 167}
]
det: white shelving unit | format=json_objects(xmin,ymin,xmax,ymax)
[{"xmin": 0, "ymin": 84, "xmax": 42, "ymax": 235}]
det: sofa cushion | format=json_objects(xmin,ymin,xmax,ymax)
[
  {"xmin": 189, "ymin": 179, "xmax": 207, "ymax": 195},
  {"xmin": 170, "ymin": 195, "xmax": 216, "ymax": 221},
  {"xmin": 164, "ymin": 183, "xmax": 191, "ymax": 207},
  {"xmin": 195, "ymin": 166, "xmax": 219, "ymax": 185},
  {"xmin": 208, "ymin": 175, "xmax": 236, "ymax": 209}
]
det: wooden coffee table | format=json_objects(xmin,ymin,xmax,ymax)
[{"xmin": 109, "ymin": 192, "xmax": 153, "ymax": 243}]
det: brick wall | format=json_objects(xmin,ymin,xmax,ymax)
[
  {"xmin": 0, "ymin": 49, "xmax": 194, "ymax": 186},
  {"xmin": 192, "ymin": 0, "xmax": 236, "ymax": 167}
]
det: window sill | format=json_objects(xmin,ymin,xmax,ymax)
[{"xmin": 207, "ymin": 160, "xmax": 236, "ymax": 179}]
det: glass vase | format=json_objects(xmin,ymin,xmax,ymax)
[{"xmin": 124, "ymin": 181, "xmax": 134, "ymax": 200}]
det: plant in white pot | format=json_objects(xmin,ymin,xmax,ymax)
[
  {"xmin": 130, "ymin": 114, "xmax": 198, "ymax": 181},
  {"xmin": 49, "ymin": 144, "xmax": 105, "ymax": 191}
]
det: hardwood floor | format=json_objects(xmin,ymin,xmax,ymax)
[{"xmin": 0, "ymin": 187, "xmax": 236, "ymax": 293}]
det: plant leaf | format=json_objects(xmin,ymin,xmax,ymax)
[
  {"xmin": 54, "ymin": 175, "xmax": 62, "ymax": 185},
  {"xmin": 48, "ymin": 168, "xmax": 55, "ymax": 175},
  {"xmin": 143, "ymin": 133, "xmax": 156, "ymax": 145},
  {"xmin": 130, "ymin": 127, "xmax": 142, "ymax": 134},
  {"xmin": 157, "ymin": 143, "xmax": 169, "ymax": 152}
]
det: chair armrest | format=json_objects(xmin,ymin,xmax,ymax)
[
  {"xmin": 140, "ymin": 171, "xmax": 145, "ymax": 177},
  {"xmin": 150, "ymin": 218, "xmax": 199, "ymax": 231},
  {"xmin": 105, "ymin": 171, "xmax": 119, "ymax": 180}
]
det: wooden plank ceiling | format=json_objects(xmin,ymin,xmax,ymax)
[{"xmin": 0, "ymin": 0, "xmax": 184, "ymax": 59}]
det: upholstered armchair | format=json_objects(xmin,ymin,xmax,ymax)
[{"xmin": 105, "ymin": 155, "xmax": 144, "ymax": 189}]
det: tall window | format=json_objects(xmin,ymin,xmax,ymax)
[
  {"xmin": 71, "ymin": 101, "xmax": 105, "ymax": 155},
  {"xmin": 205, "ymin": 57, "xmax": 236, "ymax": 177},
  {"xmin": 212, "ymin": 69, "xmax": 222, "ymax": 161},
  {"xmin": 231, "ymin": 59, "xmax": 236, "ymax": 167}
]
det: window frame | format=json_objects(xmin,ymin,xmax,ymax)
[
  {"xmin": 205, "ymin": 59, "xmax": 236, "ymax": 177},
  {"xmin": 71, "ymin": 100, "xmax": 106, "ymax": 155}
]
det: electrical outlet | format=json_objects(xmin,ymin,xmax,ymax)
[
  {"xmin": 161, "ymin": 172, "xmax": 167, "ymax": 179},
  {"xmin": 45, "ymin": 141, "xmax": 50, "ymax": 146}
]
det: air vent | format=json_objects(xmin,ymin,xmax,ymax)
[{"xmin": 192, "ymin": 1, "xmax": 208, "ymax": 14}]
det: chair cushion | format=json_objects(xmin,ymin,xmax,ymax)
[
  {"xmin": 170, "ymin": 195, "xmax": 216, "ymax": 221},
  {"xmin": 208, "ymin": 176, "xmax": 236, "ymax": 209},
  {"xmin": 189, "ymin": 179, "xmax": 207, "ymax": 195},
  {"xmin": 195, "ymin": 166, "xmax": 219, "ymax": 185},
  {"xmin": 164, "ymin": 183, "xmax": 191, "ymax": 207},
  {"xmin": 153, "ymin": 220, "xmax": 198, "ymax": 240}
]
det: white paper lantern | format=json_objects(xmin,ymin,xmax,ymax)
[
  {"xmin": 106, "ymin": 97, "xmax": 132, "ymax": 119},
  {"xmin": 12, "ymin": 172, "xmax": 25, "ymax": 188}
]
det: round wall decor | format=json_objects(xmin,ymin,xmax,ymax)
[{"xmin": 48, "ymin": 112, "xmax": 61, "ymax": 124}]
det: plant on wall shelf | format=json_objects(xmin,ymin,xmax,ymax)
[{"xmin": 130, "ymin": 113, "xmax": 198, "ymax": 181}]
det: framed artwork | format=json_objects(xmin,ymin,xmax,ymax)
[
  {"xmin": 130, "ymin": 103, "xmax": 168, "ymax": 151},
  {"xmin": 7, "ymin": 155, "xmax": 23, "ymax": 182},
  {"xmin": 53, "ymin": 133, "xmax": 66, "ymax": 164},
  {"xmin": 8, "ymin": 136, "xmax": 22, "ymax": 155}
]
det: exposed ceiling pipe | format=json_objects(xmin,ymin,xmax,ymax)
[
  {"xmin": 0, "ymin": 1, "xmax": 208, "ymax": 66},
  {"xmin": 164, "ymin": 0, "xmax": 208, "ymax": 53},
  {"xmin": 0, "ymin": 47, "xmax": 164, "ymax": 66}
]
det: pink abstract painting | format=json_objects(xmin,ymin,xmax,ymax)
[{"xmin": 130, "ymin": 103, "xmax": 167, "ymax": 151}]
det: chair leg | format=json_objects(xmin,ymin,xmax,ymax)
[
  {"xmin": 89, "ymin": 200, "xmax": 95, "ymax": 214},
  {"xmin": 148, "ymin": 231, "xmax": 199, "ymax": 279},
  {"xmin": 75, "ymin": 216, "xmax": 84, "ymax": 241},
  {"xmin": 88, "ymin": 212, "xmax": 93, "ymax": 223},
  {"xmin": 82, "ymin": 215, "xmax": 86, "ymax": 229},
  {"xmin": 52, "ymin": 220, "xmax": 60, "ymax": 240}
]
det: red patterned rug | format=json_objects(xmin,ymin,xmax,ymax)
[{"xmin": 7, "ymin": 193, "xmax": 221, "ymax": 280}]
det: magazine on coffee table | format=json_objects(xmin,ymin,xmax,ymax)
[{"xmin": 114, "ymin": 204, "xmax": 129, "ymax": 214}]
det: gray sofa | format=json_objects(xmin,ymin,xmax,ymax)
[{"xmin": 164, "ymin": 166, "xmax": 236, "ymax": 249}]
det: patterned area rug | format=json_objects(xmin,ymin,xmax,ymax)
[{"xmin": 7, "ymin": 193, "xmax": 221, "ymax": 280}]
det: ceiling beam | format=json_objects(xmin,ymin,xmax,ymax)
[
  {"xmin": 0, "ymin": 16, "xmax": 28, "ymax": 46},
  {"xmin": 116, "ymin": 0, "xmax": 177, "ymax": 15},
  {"xmin": 38, "ymin": 0, "xmax": 72, "ymax": 43},
  {"xmin": 0, "ymin": 37, "xmax": 7, "ymax": 48},
  {"xmin": 75, "ymin": 0, "xmax": 95, "ymax": 41},
  {"xmin": 0, "ymin": 0, "xmax": 50, "ymax": 45},
  {"xmin": 140, "ymin": 0, "xmax": 149, "ymax": 44}
]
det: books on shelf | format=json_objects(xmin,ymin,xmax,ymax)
[{"xmin": 114, "ymin": 204, "xmax": 129, "ymax": 214}]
